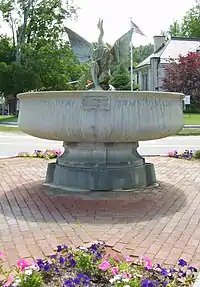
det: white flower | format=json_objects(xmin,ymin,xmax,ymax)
[
  {"xmin": 124, "ymin": 285, "xmax": 130, "ymax": 287},
  {"xmin": 25, "ymin": 269, "xmax": 33, "ymax": 276},
  {"xmin": 78, "ymin": 246, "xmax": 88, "ymax": 251},
  {"xmin": 109, "ymin": 275, "xmax": 121, "ymax": 284},
  {"xmin": 12, "ymin": 278, "xmax": 21, "ymax": 287},
  {"xmin": 114, "ymin": 275, "xmax": 121, "ymax": 280},
  {"xmin": 109, "ymin": 278, "xmax": 115, "ymax": 284},
  {"xmin": 122, "ymin": 278, "xmax": 130, "ymax": 282}
]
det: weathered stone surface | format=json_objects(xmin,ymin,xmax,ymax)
[
  {"xmin": 45, "ymin": 142, "xmax": 156, "ymax": 191},
  {"xmin": 17, "ymin": 91, "xmax": 184, "ymax": 142},
  {"xmin": 17, "ymin": 90, "xmax": 184, "ymax": 190}
]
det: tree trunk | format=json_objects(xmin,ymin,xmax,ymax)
[
  {"xmin": 16, "ymin": 0, "xmax": 33, "ymax": 63},
  {"xmin": 6, "ymin": 96, "xmax": 17, "ymax": 115}
]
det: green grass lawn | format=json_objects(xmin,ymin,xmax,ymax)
[
  {"xmin": 184, "ymin": 113, "xmax": 200, "ymax": 125},
  {"xmin": 177, "ymin": 128, "xmax": 200, "ymax": 136},
  {"xmin": 0, "ymin": 115, "xmax": 18, "ymax": 122},
  {"xmin": 0, "ymin": 126, "xmax": 21, "ymax": 132}
]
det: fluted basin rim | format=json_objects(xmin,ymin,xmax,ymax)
[{"xmin": 17, "ymin": 90, "xmax": 185, "ymax": 100}]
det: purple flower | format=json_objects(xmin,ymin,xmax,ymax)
[
  {"xmin": 170, "ymin": 268, "xmax": 177, "ymax": 274},
  {"xmin": 64, "ymin": 279, "xmax": 73, "ymax": 287},
  {"xmin": 90, "ymin": 244, "xmax": 98, "ymax": 252},
  {"xmin": 57, "ymin": 245, "xmax": 63, "ymax": 252},
  {"xmin": 188, "ymin": 266, "xmax": 198, "ymax": 272},
  {"xmin": 43, "ymin": 263, "xmax": 51, "ymax": 272},
  {"xmin": 160, "ymin": 268, "xmax": 169, "ymax": 277},
  {"xmin": 50, "ymin": 254, "xmax": 57, "ymax": 259},
  {"xmin": 179, "ymin": 270, "xmax": 186, "ymax": 277},
  {"xmin": 141, "ymin": 279, "xmax": 155, "ymax": 287},
  {"xmin": 178, "ymin": 259, "xmax": 187, "ymax": 267},
  {"xmin": 73, "ymin": 277, "xmax": 81, "ymax": 285},
  {"xmin": 96, "ymin": 252, "xmax": 102, "ymax": 259},
  {"xmin": 59, "ymin": 256, "xmax": 65, "ymax": 265},
  {"xmin": 54, "ymin": 267, "xmax": 60, "ymax": 273},
  {"xmin": 69, "ymin": 258, "xmax": 76, "ymax": 268}
]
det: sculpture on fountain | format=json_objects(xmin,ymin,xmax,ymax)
[
  {"xmin": 65, "ymin": 18, "xmax": 133, "ymax": 91},
  {"xmin": 17, "ymin": 19, "xmax": 184, "ymax": 193}
]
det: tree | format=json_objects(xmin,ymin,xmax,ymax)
[
  {"xmin": 168, "ymin": 21, "xmax": 182, "ymax": 36},
  {"xmin": 167, "ymin": 0, "xmax": 200, "ymax": 37},
  {"xmin": 133, "ymin": 44, "xmax": 154, "ymax": 66},
  {"xmin": 0, "ymin": 0, "xmax": 86, "ymax": 113},
  {"xmin": 162, "ymin": 52, "xmax": 200, "ymax": 109},
  {"xmin": 110, "ymin": 64, "xmax": 139, "ymax": 91},
  {"xmin": 23, "ymin": 41, "xmax": 85, "ymax": 91},
  {"xmin": 180, "ymin": 0, "xmax": 200, "ymax": 37},
  {"xmin": 0, "ymin": 0, "xmax": 78, "ymax": 62}
]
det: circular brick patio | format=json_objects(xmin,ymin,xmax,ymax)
[{"xmin": 1, "ymin": 157, "xmax": 200, "ymax": 268}]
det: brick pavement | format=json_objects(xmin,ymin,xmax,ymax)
[{"xmin": 1, "ymin": 157, "xmax": 200, "ymax": 269}]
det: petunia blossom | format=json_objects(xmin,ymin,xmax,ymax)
[
  {"xmin": 125, "ymin": 256, "xmax": 134, "ymax": 263},
  {"xmin": 111, "ymin": 266, "xmax": 119, "ymax": 275},
  {"xmin": 0, "ymin": 251, "xmax": 5, "ymax": 260},
  {"xmin": 114, "ymin": 255, "xmax": 120, "ymax": 262},
  {"xmin": 3, "ymin": 275, "xmax": 14, "ymax": 287},
  {"xmin": 16, "ymin": 259, "xmax": 29, "ymax": 271},
  {"xmin": 144, "ymin": 256, "xmax": 153, "ymax": 270},
  {"xmin": 99, "ymin": 260, "xmax": 111, "ymax": 271}
]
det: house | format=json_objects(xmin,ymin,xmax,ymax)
[{"xmin": 135, "ymin": 36, "xmax": 200, "ymax": 91}]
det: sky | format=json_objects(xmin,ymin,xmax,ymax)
[
  {"xmin": 0, "ymin": 0, "xmax": 196, "ymax": 47},
  {"xmin": 68, "ymin": 0, "xmax": 196, "ymax": 46}
]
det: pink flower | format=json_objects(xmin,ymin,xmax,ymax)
[
  {"xmin": 111, "ymin": 267, "xmax": 119, "ymax": 275},
  {"xmin": 114, "ymin": 255, "xmax": 120, "ymax": 262},
  {"xmin": 127, "ymin": 273, "xmax": 132, "ymax": 278},
  {"xmin": 3, "ymin": 275, "xmax": 14, "ymax": 287},
  {"xmin": 103, "ymin": 254, "xmax": 110, "ymax": 260},
  {"xmin": 144, "ymin": 256, "xmax": 153, "ymax": 270},
  {"xmin": 99, "ymin": 260, "xmax": 111, "ymax": 271},
  {"xmin": 121, "ymin": 272, "xmax": 133, "ymax": 279},
  {"xmin": 0, "ymin": 251, "xmax": 5, "ymax": 260},
  {"xmin": 121, "ymin": 272, "xmax": 128, "ymax": 278},
  {"xmin": 16, "ymin": 259, "xmax": 29, "ymax": 271},
  {"xmin": 125, "ymin": 255, "xmax": 134, "ymax": 263},
  {"xmin": 29, "ymin": 260, "xmax": 39, "ymax": 271}
]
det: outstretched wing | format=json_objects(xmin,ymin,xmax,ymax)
[
  {"xmin": 110, "ymin": 28, "xmax": 133, "ymax": 63},
  {"xmin": 65, "ymin": 27, "xmax": 92, "ymax": 63}
]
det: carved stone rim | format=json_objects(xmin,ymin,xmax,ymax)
[{"xmin": 17, "ymin": 91, "xmax": 185, "ymax": 100}]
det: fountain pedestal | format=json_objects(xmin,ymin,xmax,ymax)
[{"xmin": 45, "ymin": 142, "xmax": 156, "ymax": 191}]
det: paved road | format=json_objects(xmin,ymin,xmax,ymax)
[{"xmin": 0, "ymin": 132, "xmax": 200, "ymax": 158}]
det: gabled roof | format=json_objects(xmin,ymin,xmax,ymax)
[{"xmin": 136, "ymin": 36, "xmax": 200, "ymax": 69}]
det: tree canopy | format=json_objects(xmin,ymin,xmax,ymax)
[
  {"xmin": 0, "ymin": 0, "xmax": 89, "ymax": 113},
  {"xmin": 162, "ymin": 52, "xmax": 200, "ymax": 109},
  {"xmin": 167, "ymin": 0, "xmax": 200, "ymax": 37}
]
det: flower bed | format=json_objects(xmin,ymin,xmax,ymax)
[
  {"xmin": 168, "ymin": 149, "xmax": 196, "ymax": 160},
  {"xmin": 0, "ymin": 243, "xmax": 197, "ymax": 287},
  {"xmin": 18, "ymin": 149, "xmax": 63, "ymax": 160}
]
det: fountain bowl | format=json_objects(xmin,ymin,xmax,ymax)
[
  {"xmin": 17, "ymin": 90, "xmax": 184, "ymax": 192},
  {"xmin": 18, "ymin": 90, "xmax": 184, "ymax": 142}
]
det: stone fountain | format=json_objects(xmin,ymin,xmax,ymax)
[{"xmin": 17, "ymin": 19, "xmax": 184, "ymax": 192}]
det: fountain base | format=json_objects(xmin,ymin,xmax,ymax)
[{"xmin": 45, "ymin": 142, "xmax": 157, "ymax": 192}]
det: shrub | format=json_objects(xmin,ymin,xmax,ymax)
[{"xmin": 194, "ymin": 150, "xmax": 200, "ymax": 159}]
